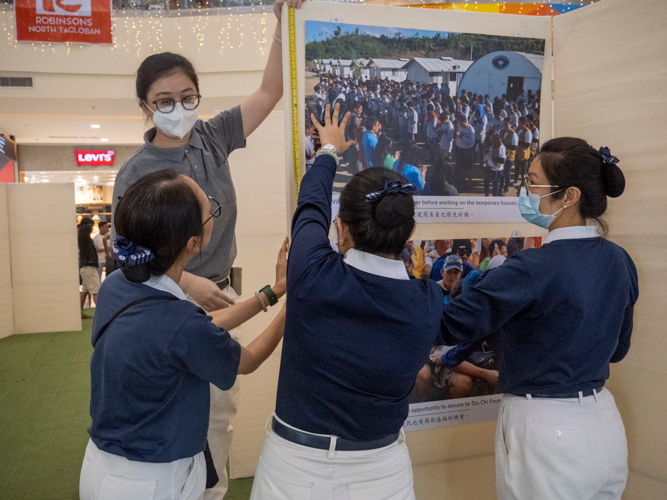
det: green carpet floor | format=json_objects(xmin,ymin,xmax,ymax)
[{"xmin": 0, "ymin": 309, "xmax": 253, "ymax": 500}]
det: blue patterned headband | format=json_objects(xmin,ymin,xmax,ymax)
[
  {"xmin": 112, "ymin": 235, "xmax": 155, "ymax": 269},
  {"xmin": 365, "ymin": 180, "xmax": 418, "ymax": 203},
  {"xmin": 598, "ymin": 146, "xmax": 619, "ymax": 167}
]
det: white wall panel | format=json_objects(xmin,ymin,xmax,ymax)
[
  {"xmin": 227, "ymin": 111, "xmax": 288, "ymax": 479},
  {"xmin": 7, "ymin": 183, "xmax": 81, "ymax": 334},
  {"xmin": 554, "ymin": 0, "xmax": 667, "ymax": 496},
  {"xmin": 0, "ymin": 183, "xmax": 13, "ymax": 339}
]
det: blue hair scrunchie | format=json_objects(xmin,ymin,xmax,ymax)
[
  {"xmin": 112, "ymin": 235, "xmax": 155, "ymax": 269},
  {"xmin": 365, "ymin": 180, "xmax": 418, "ymax": 203},
  {"xmin": 598, "ymin": 146, "xmax": 619, "ymax": 167}
]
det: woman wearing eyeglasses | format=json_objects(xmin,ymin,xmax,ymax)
[
  {"xmin": 81, "ymin": 170, "xmax": 288, "ymax": 500},
  {"xmin": 435, "ymin": 138, "xmax": 638, "ymax": 499},
  {"xmin": 110, "ymin": 1, "xmax": 304, "ymax": 497}
]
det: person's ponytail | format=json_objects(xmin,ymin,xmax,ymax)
[
  {"xmin": 339, "ymin": 168, "xmax": 415, "ymax": 257},
  {"xmin": 114, "ymin": 169, "xmax": 203, "ymax": 283},
  {"xmin": 600, "ymin": 161, "xmax": 625, "ymax": 198},
  {"xmin": 375, "ymin": 194, "xmax": 414, "ymax": 228},
  {"xmin": 121, "ymin": 264, "xmax": 152, "ymax": 284},
  {"xmin": 538, "ymin": 138, "xmax": 627, "ymax": 236}
]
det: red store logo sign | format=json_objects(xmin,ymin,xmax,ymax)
[
  {"xmin": 15, "ymin": 0, "xmax": 112, "ymax": 44},
  {"xmin": 75, "ymin": 150, "xmax": 115, "ymax": 166}
]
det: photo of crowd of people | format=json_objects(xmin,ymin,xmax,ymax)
[
  {"xmin": 304, "ymin": 22, "xmax": 546, "ymax": 198},
  {"xmin": 395, "ymin": 236, "xmax": 542, "ymax": 404}
]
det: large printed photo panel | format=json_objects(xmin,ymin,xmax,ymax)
[
  {"xmin": 307, "ymin": 22, "xmax": 545, "ymax": 224},
  {"xmin": 284, "ymin": 3, "xmax": 553, "ymax": 224}
]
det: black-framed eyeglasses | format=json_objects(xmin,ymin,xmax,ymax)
[
  {"xmin": 203, "ymin": 196, "xmax": 222, "ymax": 227},
  {"xmin": 148, "ymin": 94, "xmax": 201, "ymax": 114},
  {"xmin": 456, "ymin": 248, "xmax": 472, "ymax": 257}
]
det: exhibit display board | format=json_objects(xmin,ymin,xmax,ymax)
[
  {"xmin": 551, "ymin": 0, "xmax": 667, "ymax": 497},
  {"xmin": 226, "ymin": 111, "xmax": 290, "ymax": 481},
  {"xmin": 7, "ymin": 183, "xmax": 81, "ymax": 335},
  {"xmin": 403, "ymin": 237, "xmax": 541, "ymax": 432},
  {"xmin": 0, "ymin": 184, "xmax": 13, "ymax": 339},
  {"xmin": 279, "ymin": 2, "xmax": 551, "ymax": 443},
  {"xmin": 262, "ymin": 1, "xmax": 666, "ymax": 497},
  {"xmin": 282, "ymin": 2, "xmax": 552, "ymax": 238},
  {"xmin": 307, "ymin": 20, "xmax": 546, "ymax": 225}
]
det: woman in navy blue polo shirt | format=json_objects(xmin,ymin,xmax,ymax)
[
  {"xmin": 436, "ymin": 138, "xmax": 638, "ymax": 499},
  {"xmin": 80, "ymin": 170, "xmax": 288, "ymax": 500},
  {"xmin": 250, "ymin": 104, "xmax": 444, "ymax": 500}
]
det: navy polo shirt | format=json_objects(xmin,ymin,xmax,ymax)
[
  {"xmin": 88, "ymin": 271, "xmax": 241, "ymax": 462},
  {"xmin": 441, "ymin": 229, "xmax": 639, "ymax": 395}
]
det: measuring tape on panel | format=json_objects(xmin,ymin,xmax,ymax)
[{"xmin": 288, "ymin": 7, "xmax": 300, "ymax": 200}]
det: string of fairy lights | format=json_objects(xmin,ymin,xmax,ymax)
[
  {"xmin": 0, "ymin": 1, "xmax": 598, "ymax": 55},
  {"xmin": 0, "ymin": 7, "xmax": 270, "ymax": 56}
]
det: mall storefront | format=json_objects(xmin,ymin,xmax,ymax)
[{"xmin": 18, "ymin": 144, "xmax": 138, "ymax": 224}]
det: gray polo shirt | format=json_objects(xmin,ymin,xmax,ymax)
[{"xmin": 111, "ymin": 106, "xmax": 245, "ymax": 283}]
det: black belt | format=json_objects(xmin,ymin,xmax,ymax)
[
  {"xmin": 511, "ymin": 386, "xmax": 604, "ymax": 399},
  {"xmin": 216, "ymin": 277, "xmax": 230, "ymax": 291},
  {"xmin": 271, "ymin": 418, "xmax": 399, "ymax": 452}
]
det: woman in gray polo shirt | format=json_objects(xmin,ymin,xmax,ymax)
[{"xmin": 111, "ymin": 1, "xmax": 304, "ymax": 497}]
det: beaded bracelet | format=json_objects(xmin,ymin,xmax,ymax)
[{"xmin": 254, "ymin": 292, "xmax": 268, "ymax": 313}]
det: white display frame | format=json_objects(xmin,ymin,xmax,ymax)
[{"xmin": 282, "ymin": 2, "xmax": 553, "ymax": 238}]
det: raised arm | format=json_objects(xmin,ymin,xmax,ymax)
[
  {"xmin": 287, "ymin": 105, "xmax": 355, "ymax": 287},
  {"xmin": 240, "ymin": 0, "xmax": 304, "ymax": 139}
]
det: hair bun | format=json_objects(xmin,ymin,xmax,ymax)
[
  {"xmin": 375, "ymin": 194, "xmax": 415, "ymax": 228},
  {"xmin": 600, "ymin": 162, "xmax": 625, "ymax": 198},
  {"xmin": 121, "ymin": 263, "xmax": 152, "ymax": 283}
]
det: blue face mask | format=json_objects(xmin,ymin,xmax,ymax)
[{"xmin": 518, "ymin": 187, "xmax": 566, "ymax": 229}]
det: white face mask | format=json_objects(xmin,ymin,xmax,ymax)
[{"xmin": 147, "ymin": 102, "xmax": 199, "ymax": 140}]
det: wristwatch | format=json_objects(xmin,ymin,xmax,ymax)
[{"xmin": 260, "ymin": 285, "xmax": 279, "ymax": 307}]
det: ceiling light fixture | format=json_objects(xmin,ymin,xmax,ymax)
[
  {"xmin": 91, "ymin": 124, "xmax": 101, "ymax": 129},
  {"xmin": 100, "ymin": 138, "xmax": 109, "ymax": 142}
]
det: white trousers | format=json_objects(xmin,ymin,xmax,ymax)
[
  {"xmin": 250, "ymin": 415, "xmax": 416, "ymax": 500},
  {"xmin": 79, "ymin": 439, "xmax": 206, "ymax": 500},
  {"xmin": 187, "ymin": 284, "xmax": 242, "ymax": 500},
  {"xmin": 496, "ymin": 388, "xmax": 628, "ymax": 500}
]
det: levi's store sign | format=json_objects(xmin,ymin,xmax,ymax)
[
  {"xmin": 15, "ymin": 0, "xmax": 113, "ymax": 44},
  {"xmin": 75, "ymin": 150, "xmax": 115, "ymax": 166}
]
